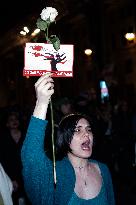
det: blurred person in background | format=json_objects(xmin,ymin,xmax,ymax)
[
  {"xmin": 0, "ymin": 163, "xmax": 13, "ymax": 205},
  {"xmin": 0, "ymin": 111, "xmax": 28, "ymax": 205},
  {"xmin": 112, "ymin": 100, "xmax": 134, "ymax": 184},
  {"xmin": 54, "ymin": 97, "xmax": 75, "ymax": 128}
]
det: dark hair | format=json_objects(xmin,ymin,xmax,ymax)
[{"xmin": 55, "ymin": 113, "xmax": 93, "ymax": 159}]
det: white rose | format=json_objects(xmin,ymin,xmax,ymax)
[{"xmin": 40, "ymin": 7, "xmax": 58, "ymax": 22}]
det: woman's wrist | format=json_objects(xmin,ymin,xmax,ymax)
[{"xmin": 33, "ymin": 100, "xmax": 49, "ymax": 120}]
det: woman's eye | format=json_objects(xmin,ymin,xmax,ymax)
[
  {"xmin": 87, "ymin": 128, "xmax": 92, "ymax": 132},
  {"xmin": 74, "ymin": 128, "xmax": 80, "ymax": 133}
]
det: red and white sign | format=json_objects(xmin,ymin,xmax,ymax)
[{"xmin": 23, "ymin": 43, "xmax": 74, "ymax": 77}]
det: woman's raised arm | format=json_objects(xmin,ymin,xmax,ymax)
[{"xmin": 33, "ymin": 73, "xmax": 54, "ymax": 120}]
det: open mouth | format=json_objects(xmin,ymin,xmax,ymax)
[{"xmin": 81, "ymin": 140, "xmax": 91, "ymax": 151}]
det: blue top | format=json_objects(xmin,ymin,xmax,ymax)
[
  {"xmin": 21, "ymin": 116, "xmax": 115, "ymax": 205},
  {"xmin": 68, "ymin": 172, "xmax": 107, "ymax": 205}
]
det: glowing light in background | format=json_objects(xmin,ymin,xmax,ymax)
[
  {"xmin": 24, "ymin": 26, "xmax": 29, "ymax": 33},
  {"xmin": 20, "ymin": 31, "xmax": 26, "ymax": 36},
  {"xmin": 124, "ymin": 33, "xmax": 135, "ymax": 41},
  {"xmin": 100, "ymin": 80, "xmax": 109, "ymax": 103},
  {"xmin": 31, "ymin": 28, "xmax": 40, "ymax": 36},
  {"xmin": 20, "ymin": 27, "xmax": 40, "ymax": 37},
  {"xmin": 84, "ymin": 49, "xmax": 92, "ymax": 56}
]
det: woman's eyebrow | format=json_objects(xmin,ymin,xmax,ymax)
[
  {"xmin": 75, "ymin": 125, "xmax": 82, "ymax": 128},
  {"xmin": 75, "ymin": 125, "xmax": 91, "ymax": 128},
  {"xmin": 86, "ymin": 125, "xmax": 91, "ymax": 128}
]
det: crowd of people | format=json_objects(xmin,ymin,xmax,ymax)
[{"xmin": 0, "ymin": 74, "xmax": 136, "ymax": 204}]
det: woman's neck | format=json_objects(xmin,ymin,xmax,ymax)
[
  {"xmin": 68, "ymin": 153, "xmax": 89, "ymax": 171},
  {"xmin": 10, "ymin": 128, "xmax": 20, "ymax": 135},
  {"xmin": 10, "ymin": 129, "xmax": 21, "ymax": 143}
]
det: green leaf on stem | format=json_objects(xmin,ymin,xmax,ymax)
[
  {"xmin": 49, "ymin": 35, "xmax": 60, "ymax": 51},
  {"xmin": 36, "ymin": 18, "xmax": 48, "ymax": 31}
]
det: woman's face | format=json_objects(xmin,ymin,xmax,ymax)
[
  {"xmin": 6, "ymin": 114, "xmax": 20, "ymax": 129},
  {"xmin": 69, "ymin": 118, "xmax": 93, "ymax": 159},
  {"xmin": 60, "ymin": 103, "xmax": 72, "ymax": 115}
]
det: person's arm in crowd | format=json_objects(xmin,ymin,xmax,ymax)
[{"xmin": 0, "ymin": 163, "xmax": 13, "ymax": 205}]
